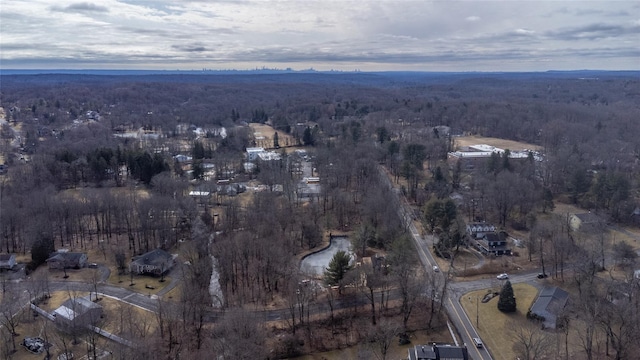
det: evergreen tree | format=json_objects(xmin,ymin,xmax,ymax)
[
  {"xmin": 302, "ymin": 127, "xmax": 315, "ymax": 146},
  {"xmin": 323, "ymin": 250, "xmax": 352, "ymax": 286},
  {"xmin": 192, "ymin": 160, "xmax": 204, "ymax": 180},
  {"xmin": 542, "ymin": 187, "xmax": 554, "ymax": 213},
  {"xmin": 192, "ymin": 141, "xmax": 206, "ymax": 160},
  {"xmin": 498, "ymin": 280, "xmax": 517, "ymax": 312},
  {"xmin": 502, "ymin": 149, "xmax": 512, "ymax": 171}
]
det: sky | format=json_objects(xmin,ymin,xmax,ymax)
[{"xmin": 1, "ymin": 0, "xmax": 638, "ymax": 72}]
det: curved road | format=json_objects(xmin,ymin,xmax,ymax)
[{"xmin": 5, "ymin": 166, "xmax": 548, "ymax": 360}]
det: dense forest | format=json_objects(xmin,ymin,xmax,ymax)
[{"xmin": 0, "ymin": 71, "xmax": 639, "ymax": 359}]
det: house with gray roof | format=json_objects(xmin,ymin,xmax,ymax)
[
  {"xmin": 528, "ymin": 286, "xmax": 569, "ymax": 329},
  {"xmin": 46, "ymin": 251, "xmax": 88, "ymax": 269},
  {"xmin": 0, "ymin": 254, "xmax": 16, "ymax": 270},
  {"xmin": 53, "ymin": 296, "xmax": 102, "ymax": 331},
  {"xmin": 130, "ymin": 248, "xmax": 174, "ymax": 276},
  {"xmin": 408, "ymin": 344, "xmax": 469, "ymax": 360},
  {"xmin": 569, "ymin": 212, "xmax": 603, "ymax": 232}
]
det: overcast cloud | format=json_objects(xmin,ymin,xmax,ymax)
[{"xmin": 1, "ymin": 0, "xmax": 638, "ymax": 71}]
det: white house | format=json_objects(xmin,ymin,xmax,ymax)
[
  {"xmin": 246, "ymin": 147, "xmax": 265, "ymax": 161},
  {"xmin": 0, "ymin": 254, "xmax": 16, "ymax": 270}
]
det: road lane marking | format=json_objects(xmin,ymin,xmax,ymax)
[{"xmin": 448, "ymin": 297, "xmax": 485, "ymax": 360}]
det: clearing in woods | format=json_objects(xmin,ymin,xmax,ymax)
[
  {"xmin": 249, "ymin": 123, "xmax": 297, "ymax": 149},
  {"xmin": 453, "ymin": 136, "xmax": 542, "ymax": 151}
]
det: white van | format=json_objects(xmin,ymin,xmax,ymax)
[{"xmin": 473, "ymin": 337, "xmax": 483, "ymax": 348}]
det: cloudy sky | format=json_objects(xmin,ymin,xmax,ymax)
[{"xmin": 1, "ymin": 0, "xmax": 638, "ymax": 71}]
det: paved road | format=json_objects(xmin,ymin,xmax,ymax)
[
  {"xmin": 379, "ymin": 166, "xmax": 493, "ymax": 360},
  {"xmin": 4, "ymin": 165, "xmax": 560, "ymax": 359}
]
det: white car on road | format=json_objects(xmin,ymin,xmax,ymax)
[{"xmin": 497, "ymin": 273, "xmax": 509, "ymax": 280}]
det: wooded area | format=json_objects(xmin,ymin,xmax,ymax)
[{"xmin": 0, "ymin": 71, "xmax": 638, "ymax": 359}]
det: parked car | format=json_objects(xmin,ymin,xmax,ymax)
[
  {"xmin": 88, "ymin": 263, "xmax": 98, "ymax": 269},
  {"xmin": 473, "ymin": 337, "xmax": 484, "ymax": 348},
  {"xmin": 497, "ymin": 273, "xmax": 509, "ymax": 280},
  {"xmin": 433, "ymin": 265, "xmax": 440, "ymax": 272},
  {"xmin": 537, "ymin": 273, "xmax": 548, "ymax": 279}
]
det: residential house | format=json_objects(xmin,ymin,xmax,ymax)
[
  {"xmin": 130, "ymin": 249, "xmax": 174, "ymax": 276},
  {"xmin": 476, "ymin": 232, "xmax": 512, "ymax": 256},
  {"xmin": 408, "ymin": 344, "xmax": 469, "ymax": 360},
  {"xmin": 246, "ymin": 147, "xmax": 265, "ymax": 161},
  {"xmin": 528, "ymin": 286, "xmax": 569, "ymax": 329},
  {"xmin": 466, "ymin": 223, "xmax": 496, "ymax": 240},
  {"xmin": 0, "ymin": 254, "xmax": 16, "ymax": 270},
  {"xmin": 467, "ymin": 223, "xmax": 511, "ymax": 256},
  {"xmin": 569, "ymin": 212, "xmax": 603, "ymax": 232},
  {"xmin": 46, "ymin": 251, "xmax": 88, "ymax": 270},
  {"xmin": 53, "ymin": 296, "xmax": 103, "ymax": 331}
]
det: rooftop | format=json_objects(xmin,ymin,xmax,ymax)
[
  {"xmin": 132, "ymin": 249, "xmax": 173, "ymax": 267},
  {"xmin": 530, "ymin": 286, "xmax": 569, "ymax": 328}
]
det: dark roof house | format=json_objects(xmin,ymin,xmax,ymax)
[
  {"xmin": 569, "ymin": 212, "xmax": 603, "ymax": 232},
  {"xmin": 130, "ymin": 249, "xmax": 174, "ymax": 275},
  {"xmin": 475, "ymin": 232, "xmax": 511, "ymax": 256},
  {"xmin": 46, "ymin": 252, "xmax": 88, "ymax": 270},
  {"xmin": 529, "ymin": 286, "xmax": 569, "ymax": 329},
  {"xmin": 408, "ymin": 344, "xmax": 469, "ymax": 360}
]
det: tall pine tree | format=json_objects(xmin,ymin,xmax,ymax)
[
  {"xmin": 324, "ymin": 250, "xmax": 352, "ymax": 286},
  {"xmin": 498, "ymin": 280, "xmax": 517, "ymax": 312}
]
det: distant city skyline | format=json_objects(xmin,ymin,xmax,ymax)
[{"xmin": 1, "ymin": 1, "xmax": 638, "ymax": 72}]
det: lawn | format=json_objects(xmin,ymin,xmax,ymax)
[
  {"xmin": 106, "ymin": 267, "xmax": 172, "ymax": 295},
  {"xmin": 28, "ymin": 291, "xmax": 157, "ymax": 354},
  {"xmin": 460, "ymin": 283, "xmax": 539, "ymax": 360},
  {"xmin": 453, "ymin": 136, "xmax": 542, "ymax": 151},
  {"xmin": 249, "ymin": 123, "xmax": 298, "ymax": 149},
  {"xmin": 96, "ymin": 295, "xmax": 157, "ymax": 335},
  {"xmin": 8, "ymin": 308, "xmax": 111, "ymax": 360}
]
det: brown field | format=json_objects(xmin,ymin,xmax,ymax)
[
  {"xmin": 461, "ymin": 283, "xmax": 538, "ymax": 360},
  {"xmin": 249, "ymin": 123, "xmax": 298, "ymax": 149},
  {"xmin": 96, "ymin": 295, "xmax": 157, "ymax": 335},
  {"xmin": 9, "ymin": 308, "xmax": 110, "ymax": 360},
  {"xmin": 453, "ymin": 135, "xmax": 542, "ymax": 151},
  {"xmin": 106, "ymin": 268, "xmax": 172, "ymax": 296},
  {"xmin": 10, "ymin": 290, "xmax": 157, "ymax": 360}
]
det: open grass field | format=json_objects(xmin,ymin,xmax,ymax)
[
  {"xmin": 96, "ymin": 295, "xmax": 157, "ymax": 335},
  {"xmin": 250, "ymin": 123, "xmax": 298, "ymax": 149},
  {"xmin": 106, "ymin": 267, "xmax": 172, "ymax": 296},
  {"xmin": 8, "ymin": 308, "xmax": 111, "ymax": 360},
  {"xmin": 10, "ymin": 288, "xmax": 157, "ymax": 360},
  {"xmin": 453, "ymin": 135, "xmax": 542, "ymax": 151},
  {"xmin": 460, "ymin": 283, "xmax": 539, "ymax": 360}
]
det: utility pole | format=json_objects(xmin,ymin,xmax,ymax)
[{"xmin": 476, "ymin": 296, "xmax": 479, "ymax": 328}]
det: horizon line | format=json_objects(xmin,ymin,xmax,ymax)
[{"xmin": 2, "ymin": 68, "xmax": 638, "ymax": 75}]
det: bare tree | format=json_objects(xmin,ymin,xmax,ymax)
[
  {"xmin": 599, "ymin": 277, "xmax": 640, "ymax": 360},
  {"xmin": 510, "ymin": 320, "xmax": 554, "ymax": 360},
  {"xmin": 0, "ymin": 288, "xmax": 22, "ymax": 353},
  {"xmin": 363, "ymin": 318, "xmax": 401, "ymax": 360},
  {"xmin": 212, "ymin": 308, "xmax": 267, "ymax": 360},
  {"xmin": 572, "ymin": 285, "xmax": 605, "ymax": 360},
  {"xmin": 387, "ymin": 235, "xmax": 425, "ymax": 331}
]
